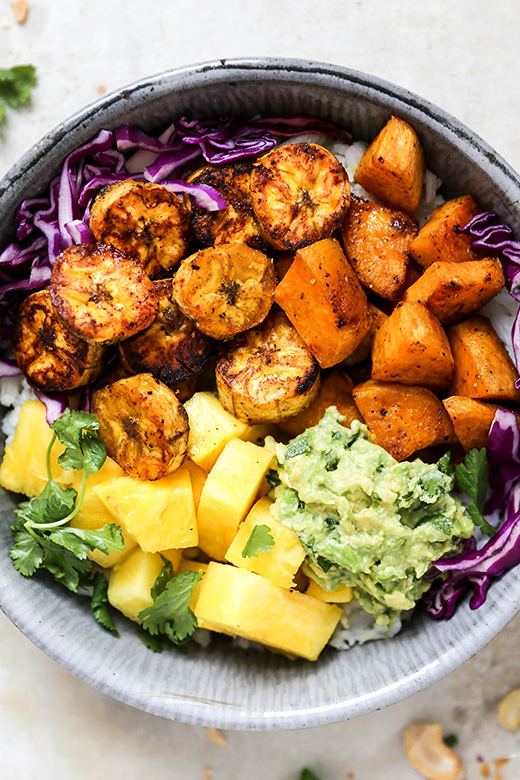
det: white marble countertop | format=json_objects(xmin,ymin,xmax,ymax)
[{"xmin": 2, "ymin": 2, "xmax": 520, "ymax": 778}]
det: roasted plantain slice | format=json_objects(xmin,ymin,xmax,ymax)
[
  {"xmin": 92, "ymin": 373, "xmax": 189, "ymax": 481},
  {"xmin": 12, "ymin": 289, "xmax": 106, "ymax": 392},
  {"xmin": 186, "ymin": 160, "xmax": 268, "ymax": 251},
  {"xmin": 89, "ymin": 179, "xmax": 191, "ymax": 278},
  {"xmin": 119, "ymin": 278, "xmax": 211, "ymax": 385},
  {"xmin": 215, "ymin": 310, "xmax": 320, "ymax": 424},
  {"xmin": 49, "ymin": 243, "xmax": 159, "ymax": 345},
  {"xmin": 250, "ymin": 142, "xmax": 350, "ymax": 251},
  {"xmin": 172, "ymin": 243, "xmax": 276, "ymax": 340}
]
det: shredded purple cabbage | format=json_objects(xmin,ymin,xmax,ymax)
[{"xmin": 425, "ymin": 409, "xmax": 520, "ymax": 618}]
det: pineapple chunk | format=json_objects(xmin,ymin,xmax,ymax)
[
  {"xmin": 161, "ymin": 548, "xmax": 183, "ymax": 571},
  {"xmin": 194, "ymin": 562, "xmax": 342, "ymax": 661},
  {"xmin": 182, "ymin": 458, "xmax": 206, "ymax": 510},
  {"xmin": 197, "ymin": 438, "xmax": 274, "ymax": 561},
  {"xmin": 108, "ymin": 547, "xmax": 164, "ymax": 622},
  {"xmin": 185, "ymin": 392, "xmax": 275, "ymax": 472},
  {"xmin": 305, "ymin": 579, "xmax": 354, "ymax": 603},
  {"xmin": 225, "ymin": 497, "xmax": 305, "ymax": 588},
  {"xmin": 93, "ymin": 466, "xmax": 197, "ymax": 553},
  {"xmin": 0, "ymin": 399, "xmax": 73, "ymax": 496}
]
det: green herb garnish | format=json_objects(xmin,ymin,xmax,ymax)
[
  {"xmin": 9, "ymin": 409, "xmax": 124, "ymax": 594},
  {"xmin": 299, "ymin": 770, "xmax": 322, "ymax": 780},
  {"xmin": 455, "ymin": 447, "xmax": 495, "ymax": 535},
  {"xmin": 443, "ymin": 733, "xmax": 459, "ymax": 748},
  {"xmin": 138, "ymin": 566, "xmax": 202, "ymax": 649},
  {"xmin": 241, "ymin": 524, "xmax": 275, "ymax": 558},
  {"xmin": 91, "ymin": 571, "xmax": 118, "ymax": 635},
  {"xmin": 0, "ymin": 65, "xmax": 36, "ymax": 124}
]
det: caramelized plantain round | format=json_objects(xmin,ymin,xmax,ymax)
[
  {"xmin": 172, "ymin": 242, "xmax": 276, "ymax": 340},
  {"xmin": 89, "ymin": 179, "xmax": 191, "ymax": 278},
  {"xmin": 250, "ymin": 142, "xmax": 350, "ymax": 251},
  {"xmin": 215, "ymin": 310, "xmax": 321, "ymax": 424},
  {"xmin": 92, "ymin": 373, "xmax": 189, "ymax": 481},
  {"xmin": 12, "ymin": 289, "xmax": 106, "ymax": 392},
  {"xmin": 187, "ymin": 160, "xmax": 268, "ymax": 251},
  {"xmin": 49, "ymin": 243, "xmax": 159, "ymax": 345},
  {"xmin": 119, "ymin": 279, "xmax": 211, "ymax": 385}
]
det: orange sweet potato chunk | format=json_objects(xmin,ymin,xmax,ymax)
[
  {"xmin": 278, "ymin": 369, "xmax": 363, "ymax": 438},
  {"xmin": 371, "ymin": 301, "xmax": 454, "ymax": 391},
  {"xmin": 342, "ymin": 303, "xmax": 388, "ymax": 367},
  {"xmin": 403, "ymin": 257, "xmax": 505, "ymax": 324},
  {"xmin": 447, "ymin": 315, "xmax": 520, "ymax": 403},
  {"xmin": 442, "ymin": 396, "xmax": 512, "ymax": 451},
  {"xmin": 352, "ymin": 380, "xmax": 455, "ymax": 461},
  {"xmin": 354, "ymin": 116, "xmax": 425, "ymax": 214},
  {"xmin": 274, "ymin": 237, "xmax": 370, "ymax": 368},
  {"xmin": 341, "ymin": 196, "xmax": 418, "ymax": 301},
  {"xmin": 409, "ymin": 195, "xmax": 482, "ymax": 267}
]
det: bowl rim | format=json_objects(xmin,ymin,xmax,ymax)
[{"xmin": 1, "ymin": 56, "xmax": 520, "ymax": 731}]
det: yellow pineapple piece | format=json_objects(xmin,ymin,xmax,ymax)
[
  {"xmin": 194, "ymin": 562, "xmax": 342, "ymax": 660},
  {"xmin": 93, "ymin": 466, "xmax": 197, "ymax": 553},
  {"xmin": 161, "ymin": 548, "xmax": 183, "ymax": 571},
  {"xmin": 197, "ymin": 438, "xmax": 274, "ymax": 561},
  {"xmin": 305, "ymin": 579, "xmax": 354, "ymax": 603},
  {"xmin": 0, "ymin": 399, "xmax": 73, "ymax": 496},
  {"xmin": 184, "ymin": 392, "xmax": 275, "ymax": 472},
  {"xmin": 225, "ymin": 497, "xmax": 305, "ymax": 589},
  {"xmin": 182, "ymin": 458, "xmax": 206, "ymax": 510},
  {"xmin": 107, "ymin": 546, "xmax": 164, "ymax": 622}
]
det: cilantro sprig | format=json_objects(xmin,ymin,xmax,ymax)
[
  {"xmin": 9, "ymin": 409, "xmax": 124, "ymax": 599},
  {"xmin": 0, "ymin": 65, "xmax": 36, "ymax": 124},
  {"xmin": 453, "ymin": 447, "xmax": 495, "ymax": 535},
  {"xmin": 241, "ymin": 524, "xmax": 275, "ymax": 558},
  {"xmin": 138, "ymin": 559, "xmax": 202, "ymax": 651}
]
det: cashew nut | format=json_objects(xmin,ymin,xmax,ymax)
[
  {"xmin": 498, "ymin": 686, "xmax": 520, "ymax": 730},
  {"xmin": 403, "ymin": 723, "xmax": 465, "ymax": 780}
]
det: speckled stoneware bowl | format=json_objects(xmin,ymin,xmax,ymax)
[{"xmin": 1, "ymin": 58, "xmax": 519, "ymax": 731}]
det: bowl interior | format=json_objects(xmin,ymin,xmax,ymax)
[{"xmin": 1, "ymin": 58, "xmax": 519, "ymax": 730}]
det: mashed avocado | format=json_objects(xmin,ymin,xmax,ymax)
[{"xmin": 268, "ymin": 408, "xmax": 474, "ymax": 626}]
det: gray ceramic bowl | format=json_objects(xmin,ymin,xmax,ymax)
[{"xmin": 1, "ymin": 58, "xmax": 519, "ymax": 731}]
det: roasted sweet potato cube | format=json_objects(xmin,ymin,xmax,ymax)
[
  {"xmin": 447, "ymin": 315, "xmax": 520, "ymax": 403},
  {"xmin": 354, "ymin": 116, "xmax": 425, "ymax": 214},
  {"xmin": 442, "ymin": 396, "xmax": 512, "ymax": 451},
  {"xmin": 342, "ymin": 303, "xmax": 388, "ymax": 367},
  {"xmin": 278, "ymin": 369, "xmax": 363, "ymax": 437},
  {"xmin": 403, "ymin": 258, "xmax": 505, "ymax": 324},
  {"xmin": 352, "ymin": 380, "xmax": 455, "ymax": 461},
  {"xmin": 409, "ymin": 195, "xmax": 482, "ymax": 268},
  {"xmin": 274, "ymin": 237, "xmax": 370, "ymax": 368},
  {"xmin": 341, "ymin": 196, "xmax": 418, "ymax": 301},
  {"xmin": 371, "ymin": 302, "xmax": 454, "ymax": 391}
]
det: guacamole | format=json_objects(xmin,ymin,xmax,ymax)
[{"xmin": 268, "ymin": 408, "xmax": 474, "ymax": 625}]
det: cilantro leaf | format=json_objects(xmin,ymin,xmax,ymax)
[
  {"xmin": 241, "ymin": 524, "xmax": 275, "ymax": 558},
  {"xmin": 299, "ymin": 770, "xmax": 322, "ymax": 780},
  {"xmin": 285, "ymin": 437, "xmax": 311, "ymax": 459},
  {"xmin": 436, "ymin": 450, "xmax": 455, "ymax": 477},
  {"xmin": 265, "ymin": 469, "xmax": 281, "ymax": 488},
  {"xmin": 33, "ymin": 532, "xmax": 92, "ymax": 591},
  {"xmin": 91, "ymin": 572, "xmax": 118, "ymax": 635},
  {"xmin": 48, "ymin": 523, "xmax": 124, "ymax": 559},
  {"xmin": 53, "ymin": 409, "xmax": 106, "ymax": 476},
  {"xmin": 10, "ymin": 528, "xmax": 44, "ymax": 576},
  {"xmin": 138, "ymin": 628, "xmax": 173, "ymax": 653},
  {"xmin": 455, "ymin": 447, "xmax": 495, "ymax": 535},
  {"xmin": 151, "ymin": 557, "xmax": 174, "ymax": 599},
  {"xmin": 0, "ymin": 65, "xmax": 36, "ymax": 108},
  {"xmin": 13, "ymin": 482, "xmax": 77, "ymax": 530},
  {"xmin": 138, "ymin": 569, "xmax": 202, "ymax": 645}
]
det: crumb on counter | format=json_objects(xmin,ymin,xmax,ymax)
[
  {"xmin": 202, "ymin": 767, "xmax": 213, "ymax": 780},
  {"xmin": 10, "ymin": 0, "xmax": 28, "ymax": 24},
  {"xmin": 97, "ymin": 85, "xmax": 107, "ymax": 96},
  {"xmin": 205, "ymin": 727, "xmax": 227, "ymax": 747}
]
